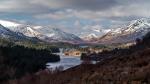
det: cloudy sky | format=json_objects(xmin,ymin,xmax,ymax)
[{"xmin": 0, "ymin": 0, "xmax": 150, "ymax": 35}]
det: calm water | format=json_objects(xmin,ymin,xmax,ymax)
[
  {"xmin": 46, "ymin": 48, "xmax": 82, "ymax": 70},
  {"xmin": 47, "ymin": 56, "xmax": 82, "ymax": 70}
]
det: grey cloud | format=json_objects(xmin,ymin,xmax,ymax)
[
  {"xmin": 0, "ymin": 0, "xmax": 118, "ymax": 13},
  {"xmin": 31, "ymin": 0, "xmax": 118, "ymax": 11},
  {"xmin": 0, "ymin": 0, "xmax": 150, "ymax": 30},
  {"xmin": 0, "ymin": 0, "xmax": 57, "ymax": 14},
  {"xmin": 58, "ymin": 0, "xmax": 118, "ymax": 11}
]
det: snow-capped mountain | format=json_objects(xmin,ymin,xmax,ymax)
[
  {"xmin": 80, "ymin": 25, "xmax": 111, "ymax": 41},
  {"xmin": 81, "ymin": 33, "xmax": 98, "ymax": 41},
  {"xmin": 0, "ymin": 20, "xmax": 83, "ymax": 43},
  {"xmin": 0, "ymin": 20, "xmax": 41, "ymax": 37},
  {"xmin": 33, "ymin": 26, "xmax": 83, "ymax": 43},
  {"xmin": 98, "ymin": 18, "xmax": 150, "ymax": 44},
  {"xmin": 0, "ymin": 24, "xmax": 39, "ymax": 42},
  {"xmin": 13, "ymin": 25, "xmax": 43, "ymax": 38},
  {"xmin": 0, "ymin": 24, "xmax": 16, "ymax": 38}
]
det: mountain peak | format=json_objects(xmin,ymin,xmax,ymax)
[{"xmin": 128, "ymin": 18, "xmax": 150, "ymax": 28}]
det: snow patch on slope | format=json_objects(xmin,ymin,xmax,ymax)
[{"xmin": 0, "ymin": 20, "xmax": 21, "ymax": 27}]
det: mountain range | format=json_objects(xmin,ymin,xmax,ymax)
[
  {"xmin": 96, "ymin": 18, "xmax": 150, "ymax": 44},
  {"xmin": 0, "ymin": 20, "xmax": 83, "ymax": 44},
  {"xmin": 0, "ymin": 18, "xmax": 150, "ymax": 44}
]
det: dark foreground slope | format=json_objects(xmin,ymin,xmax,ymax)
[
  {"xmin": 2, "ymin": 32, "xmax": 150, "ymax": 84},
  {"xmin": 0, "ymin": 39, "xmax": 60, "ymax": 83}
]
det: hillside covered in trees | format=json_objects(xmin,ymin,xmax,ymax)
[{"xmin": 0, "ymin": 38, "xmax": 60, "ymax": 82}]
